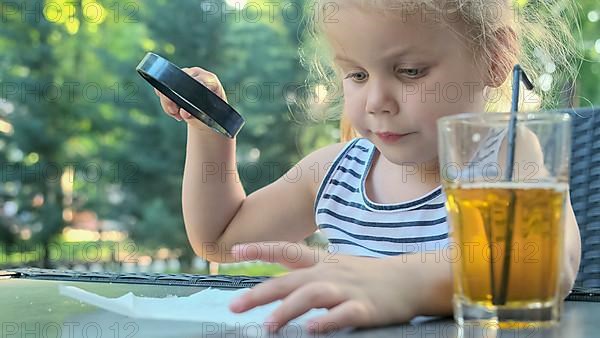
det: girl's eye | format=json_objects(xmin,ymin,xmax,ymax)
[
  {"xmin": 397, "ymin": 68, "xmax": 426, "ymax": 79},
  {"xmin": 345, "ymin": 71, "xmax": 368, "ymax": 82}
]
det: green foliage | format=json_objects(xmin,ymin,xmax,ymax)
[
  {"xmin": 576, "ymin": 2, "xmax": 600, "ymax": 106},
  {"xmin": 0, "ymin": 0, "xmax": 337, "ymax": 269}
]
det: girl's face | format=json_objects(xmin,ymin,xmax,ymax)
[{"xmin": 325, "ymin": 5, "xmax": 490, "ymax": 165}]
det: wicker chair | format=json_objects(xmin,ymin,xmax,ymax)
[{"xmin": 566, "ymin": 107, "xmax": 600, "ymax": 287}]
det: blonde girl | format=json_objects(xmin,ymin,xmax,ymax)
[{"xmin": 155, "ymin": 0, "xmax": 582, "ymax": 332}]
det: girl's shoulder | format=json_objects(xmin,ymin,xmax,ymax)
[{"xmin": 298, "ymin": 138, "xmax": 364, "ymax": 197}]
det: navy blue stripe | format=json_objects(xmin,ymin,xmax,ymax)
[
  {"xmin": 317, "ymin": 208, "xmax": 447, "ymax": 228},
  {"xmin": 483, "ymin": 136, "xmax": 501, "ymax": 149},
  {"xmin": 490, "ymin": 128, "xmax": 505, "ymax": 139},
  {"xmin": 323, "ymin": 194, "xmax": 370, "ymax": 211},
  {"xmin": 359, "ymin": 146, "xmax": 444, "ymax": 210},
  {"xmin": 363, "ymin": 186, "xmax": 443, "ymax": 210},
  {"xmin": 330, "ymin": 179, "xmax": 359, "ymax": 193},
  {"xmin": 314, "ymin": 139, "xmax": 360, "ymax": 212},
  {"xmin": 328, "ymin": 239, "xmax": 408, "ymax": 256},
  {"xmin": 344, "ymin": 154, "xmax": 366, "ymax": 165},
  {"xmin": 412, "ymin": 203, "xmax": 446, "ymax": 210},
  {"xmin": 336, "ymin": 166, "xmax": 361, "ymax": 179},
  {"xmin": 355, "ymin": 145, "xmax": 370, "ymax": 153},
  {"xmin": 323, "ymin": 193, "xmax": 445, "ymax": 212},
  {"xmin": 321, "ymin": 223, "xmax": 449, "ymax": 244},
  {"xmin": 472, "ymin": 148, "xmax": 495, "ymax": 163}
]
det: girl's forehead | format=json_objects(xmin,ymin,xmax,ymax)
[
  {"xmin": 319, "ymin": 0, "xmax": 455, "ymax": 19},
  {"xmin": 319, "ymin": 0, "xmax": 469, "ymax": 35},
  {"xmin": 323, "ymin": 5, "xmax": 468, "ymax": 60}
]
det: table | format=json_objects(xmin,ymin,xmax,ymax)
[{"xmin": 1, "ymin": 268, "xmax": 598, "ymax": 338}]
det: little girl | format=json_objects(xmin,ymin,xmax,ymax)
[{"xmin": 156, "ymin": 0, "xmax": 582, "ymax": 332}]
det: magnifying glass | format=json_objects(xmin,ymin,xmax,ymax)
[{"xmin": 136, "ymin": 52, "xmax": 245, "ymax": 138}]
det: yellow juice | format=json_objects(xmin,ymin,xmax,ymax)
[{"xmin": 445, "ymin": 183, "xmax": 565, "ymax": 308}]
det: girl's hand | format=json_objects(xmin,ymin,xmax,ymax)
[
  {"xmin": 228, "ymin": 242, "xmax": 422, "ymax": 333},
  {"xmin": 154, "ymin": 67, "xmax": 227, "ymax": 127}
]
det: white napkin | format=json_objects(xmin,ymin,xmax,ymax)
[{"xmin": 59, "ymin": 285, "xmax": 326, "ymax": 328}]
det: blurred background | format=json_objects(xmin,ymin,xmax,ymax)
[{"xmin": 0, "ymin": 0, "xmax": 598, "ymax": 276}]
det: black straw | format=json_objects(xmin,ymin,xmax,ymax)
[
  {"xmin": 506, "ymin": 65, "xmax": 535, "ymax": 181},
  {"xmin": 496, "ymin": 65, "xmax": 535, "ymax": 306}
]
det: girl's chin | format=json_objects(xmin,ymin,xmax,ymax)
[{"xmin": 375, "ymin": 145, "xmax": 438, "ymax": 167}]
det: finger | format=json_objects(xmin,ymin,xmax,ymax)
[
  {"xmin": 182, "ymin": 67, "xmax": 227, "ymax": 100},
  {"xmin": 156, "ymin": 92, "xmax": 181, "ymax": 118},
  {"xmin": 231, "ymin": 242, "xmax": 319, "ymax": 269},
  {"xmin": 229, "ymin": 272, "xmax": 309, "ymax": 313},
  {"xmin": 182, "ymin": 67, "xmax": 216, "ymax": 86},
  {"xmin": 156, "ymin": 66, "xmax": 225, "ymax": 119},
  {"xmin": 191, "ymin": 73, "xmax": 220, "ymax": 92},
  {"xmin": 183, "ymin": 66, "xmax": 213, "ymax": 78},
  {"xmin": 265, "ymin": 282, "xmax": 346, "ymax": 332},
  {"xmin": 155, "ymin": 90, "xmax": 177, "ymax": 112},
  {"xmin": 307, "ymin": 300, "xmax": 372, "ymax": 334},
  {"xmin": 180, "ymin": 110, "xmax": 192, "ymax": 119}
]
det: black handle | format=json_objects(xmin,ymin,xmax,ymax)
[{"xmin": 136, "ymin": 52, "xmax": 245, "ymax": 138}]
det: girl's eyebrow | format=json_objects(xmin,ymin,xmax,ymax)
[
  {"xmin": 333, "ymin": 55, "xmax": 357, "ymax": 64},
  {"xmin": 334, "ymin": 46, "xmax": 422, "ymax": 65},
  {"xmin": 380, "ymin": 46, "xmax": 418, "ymax": 59}
]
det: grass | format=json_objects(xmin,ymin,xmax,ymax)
[
  {"xmin": 216, "ymin": 263, "xmax": 288, "ymax": 277},
  {"xmin": 1, "ymin": 239, "xmax": 290, "ymax": 277},
  {"xmin": 0, "ymin": 240, "xmax": 137, "ymax": 266}
]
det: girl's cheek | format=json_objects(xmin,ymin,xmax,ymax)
[
  {"xmin": 344, "ymin": 98, "xmax": 364, "ymax": 119},
  {"xmin": 345, "ymin": 111, "xmax": 362, "ymax": 129},
  {"xmin": 342, "ymin": 85, "xmax": 354, "ymax": 101}
]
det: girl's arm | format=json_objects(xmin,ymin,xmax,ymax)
[
  {"xmin": 498, "ymin": 126, "xmax": 582, "ymax": 296},
  {"xmin": 183, "ymin": 126, "xmax": 345, "ymax": 263},
  {"xmin": 230, "ymin": 228, "xmax": 579, "ymax": 333},
  {"xmin": 229, "ymin": 243, "xmax": 453, "ymax": 333},
  {"xmin": 156, "ymin": 67, "xmax": 347, "ymax": 263},
  {"xmin": 561, "ymin": 192, "xmax": 582, "ymax": 298}
]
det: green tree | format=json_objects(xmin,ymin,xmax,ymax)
[
  {"xmin": 576, "ymin": 1, "xmax": 600, "ymax": 107},
  {"xmin": 0, "ymin": 0, "xmax": 149, "ymax": 267}
]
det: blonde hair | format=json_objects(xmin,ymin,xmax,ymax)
[{"xmin": 297, "ymin": 0, "xmax": 581, "ymax": 142}]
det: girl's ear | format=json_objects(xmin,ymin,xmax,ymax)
[{"xmin": 485, "ymin": 27, "xmax": 518, "ymax": 88}]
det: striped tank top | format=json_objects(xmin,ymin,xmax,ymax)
[{"xmin": 314, "ymin": 133, "xmax": 507, "ymax": 258}]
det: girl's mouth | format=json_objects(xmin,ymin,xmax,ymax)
[{"xmin": 374, "ymin": 131, "xmax": 416, "ymax": 143}]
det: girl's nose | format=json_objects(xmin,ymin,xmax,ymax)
[{"xmin": 365, "ymin": 80, "xmax": 400, "ymax": 115}]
